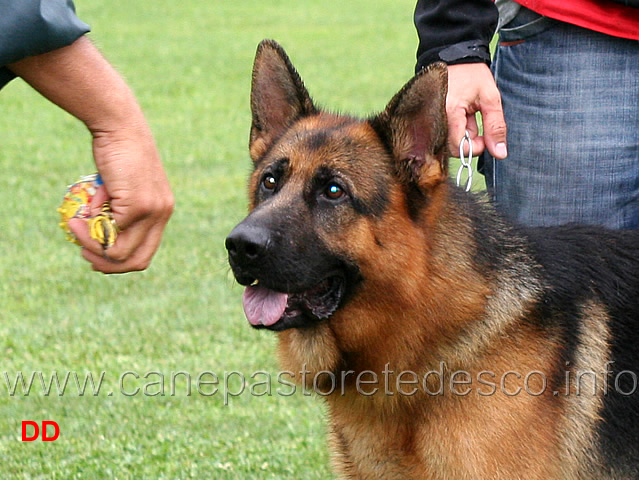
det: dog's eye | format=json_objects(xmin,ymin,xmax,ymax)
[
  {"xmin": 325, "ymin": 182, "xmax": 345, "ymax": 200},
  {"xmin": 262, "ymin": 175, "xmax": 277, "ymax": 191}
]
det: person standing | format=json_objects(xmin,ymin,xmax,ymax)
[{"xmin": 415, "ymin": 0, "xmax": 639, "ymax": 228}]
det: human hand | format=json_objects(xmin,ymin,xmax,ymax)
[
  {"xmin": 446, "ymin": 63, "xmax": 508, "ymax": 159},
  {"xmin": 68, "ymin": 123, "xmax": 174, "ymax": 273},
  {"xmin": 9, "ymin": 36, "xmax": 174, "ymax": 273}
]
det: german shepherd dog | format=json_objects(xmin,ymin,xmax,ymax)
[{"xmin": 226, "ymin": 40, "xmax": 639, "ymax": 479}]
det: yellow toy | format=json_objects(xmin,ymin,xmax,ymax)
[{"xmin": 58, "ymin": 173, "xmax": 118, "ymax": 249}]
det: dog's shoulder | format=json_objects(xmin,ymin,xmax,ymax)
[{"xmin": 522, "ymin": 223, "xmax": 639, "ymax": 303}]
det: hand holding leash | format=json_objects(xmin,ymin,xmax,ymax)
[{"xmin": 445, "ymin": 64, "xmax": 508, "ymax": 160}]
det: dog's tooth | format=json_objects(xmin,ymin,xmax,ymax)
[{"xmin": 250, "ymin": 279, "xmax": 260, "ymax": 287}]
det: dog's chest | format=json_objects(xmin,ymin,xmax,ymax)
[{"xmin": 326, "ymin": 393, "xmax": 562, "ymax": 480}]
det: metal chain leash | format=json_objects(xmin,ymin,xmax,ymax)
[{"xmin": 456, "ymin": 130, "xmax": 474, "ymax": 192}]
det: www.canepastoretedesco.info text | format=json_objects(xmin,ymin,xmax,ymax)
[{"xmin": 3, "ymin": 363, "xmax": 639, "ymax": 404}]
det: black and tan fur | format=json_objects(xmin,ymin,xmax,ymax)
[{"xmin": 226, "ymin": 40, "xmax": 639, "ymax": 479}]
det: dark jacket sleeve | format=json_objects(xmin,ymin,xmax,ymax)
[
  {"xmin": 414, "ymin": 0, "xmax": 498, "ymax": 72},
  {"xmin": 0, "ymin": 0, "xmax": 90, "ymax": 88}
]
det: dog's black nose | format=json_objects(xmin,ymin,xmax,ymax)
[{"xmin": 225, "ymin": 223, "xmax": 270, "ymax": 265}]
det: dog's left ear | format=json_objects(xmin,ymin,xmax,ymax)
[
  {"xmin": 371, "ymin": 62, "xmax": 448, "ymax": 190},
  {"xmin": 249, "ymin": 40, "xmax": 317, "ymax": 162}
]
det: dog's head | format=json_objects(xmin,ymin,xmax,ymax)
[{"xmin": 226, "ymin": 40, "xmax": 448, "ymax": 333}]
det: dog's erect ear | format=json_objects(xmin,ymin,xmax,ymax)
[
  {"xmin": 371, "ymin": 62, "xmax": 449, "ymax": 190},
  {"xmin": 249, "ymin": 40, "xmax": 317, "ymax": 162}
]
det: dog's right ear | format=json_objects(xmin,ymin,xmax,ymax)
[{"xmin": 249, "ymin": 40, "xmax": 317, "ymax": 162}]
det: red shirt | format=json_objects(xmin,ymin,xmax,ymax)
[{"xmin": 517, "ymin": 0, "xmax": 639, "ymax": 40}]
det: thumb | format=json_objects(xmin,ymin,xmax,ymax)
[
  {"xmin": 88, "ymin": 184, "xmax": 110, "ymax": 215},
  {"xmin": 482, "ymin": 106, "xmax": 508, "ymax": 159},
  {"xmin": 68, "ymin": 217, "xmax": 104, "ymax": 256},
  {"xmin": 67, "ymin": 185, "xmax": 111, "ymax": 256}
]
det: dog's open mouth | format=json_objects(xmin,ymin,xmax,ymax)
[{"xmin": 242, "ymin": 276, "xmax": 345, "ymax": 330}]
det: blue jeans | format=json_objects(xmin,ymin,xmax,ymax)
[{"xmin": 482, "ymin": 8, "xmax": 639, "ymax": 228}]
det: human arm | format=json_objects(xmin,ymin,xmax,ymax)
[
  {"xmin": 0, "ymin": 0, "xmax": 89, "ymax": 88},
  {"xmin": 414, "ymin": 0, "xmax": 507, "ymax": 159},
  {"xmin": 8, "ymin": 36, "xmax": 174, "ymax": 273}
]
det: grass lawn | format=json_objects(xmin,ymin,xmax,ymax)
[{"xmin": 0, "ymin": 1, "xmax": 483, "ymax": 478}]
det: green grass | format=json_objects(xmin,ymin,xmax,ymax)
[{"xmin": 0, "ymin": 1, "xmax": 483, "ymax": 478}]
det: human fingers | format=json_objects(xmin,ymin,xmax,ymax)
[
  {"xmin": 446, "ymin": 63, "xmax": 506, "ymax": 158},
  {"xmin": 79, "ymin": 220, "xmax": 165, "ymax": 273},
  {"xmin": 67, "ymin": 185, "xmax": 116, "ymax": 257},
  {"xmin": 481, "ymin": 97, "xmax": 508, "ymax": 159}
]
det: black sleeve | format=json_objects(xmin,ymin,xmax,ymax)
[
  {"xmin": 414, "ymin": 0, "xmax": 498, "ymax": 72},
  {"xmin": 0, "ymin": 0, "xmax": 90, "ymax": 88}
]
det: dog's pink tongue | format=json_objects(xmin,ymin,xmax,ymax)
[{"xmin": 242, "ymin": 284, "xmax": 288, "ymax": 327}]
